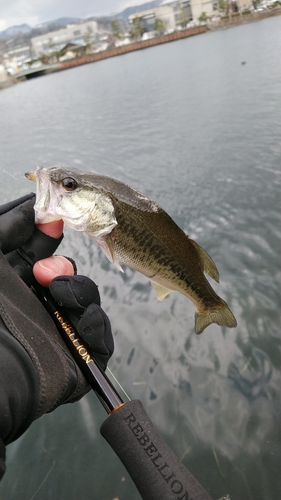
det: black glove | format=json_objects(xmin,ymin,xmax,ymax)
[
  {"xmin": 0, "ymin": 194, "xmax": 114, "ymax": 455},
  {"xmin": 0, "ymin": 193, "xmax": 36, "ymax": 254},
  {"xmin": 49, "ymin": 275, "xmax": 114, "ymax": 371}
]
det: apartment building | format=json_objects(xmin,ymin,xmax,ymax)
[
  {"xmin": 31, "ymin": 20, "xmax": 98, "ymax": 57},
  {"xmin": 129, "ymin": 1, "xmax": 193, "ymax": 32}
]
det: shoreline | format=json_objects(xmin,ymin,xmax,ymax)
[
  {"xmin": 58, "ymin": 26, "xmax": 207, "ymax": 72},
  {"xmin": 208, "ymin": 4, "xmax": 281, "ymax": 31},
  {"xmin": 1, "ymin": 6, "xmax": 280, "ymax": 89}
]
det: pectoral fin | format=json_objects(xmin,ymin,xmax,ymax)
[
  {"xmin": 88, "ymin": 231, "xmax": 124, "ymax": 272},
  {"xmin": 151, "ymin": 282, "xmax": 173, "ymax": 301}
]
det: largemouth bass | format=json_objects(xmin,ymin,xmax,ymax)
[{"xmin": 25, "ymin": 166, "xmax": 237, "ymax": 334}]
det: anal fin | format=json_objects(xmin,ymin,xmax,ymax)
[{"xmin": 151, "ymin": 282, "xmax": 173, "ymax": 301}]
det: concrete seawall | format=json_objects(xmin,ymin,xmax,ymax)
[
  {"xmin": 59, "ymin": 26, "xmax": 207, "ymax": 71},
  {"xmin": 58, "ymin": 7, "xmax": 280, "ymax": 72}
]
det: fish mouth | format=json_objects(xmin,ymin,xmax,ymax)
[{"xmin": 25, "ymin": 170, "xmax": 37, "ymax": 181}]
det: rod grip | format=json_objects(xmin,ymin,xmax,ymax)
[{"xmin": 100, "ymin": 399, "xmax": 213, "ymax": 500}]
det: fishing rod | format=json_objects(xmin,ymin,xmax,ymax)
[
  {"xmin": 6, "ymin": 232, "xmax": 217, "ymax": 500},
  {"xmin": 34, "ymin": 286, "xmax": 215, "ymax": 500}
]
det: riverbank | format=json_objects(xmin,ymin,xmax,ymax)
[
  {"xmin": 208, "ymin": 4, "xmax": 281, "ymax": 31},
  {"xmin": 58, "ymin": 25, "xmax": 206, "ymax": 72},
  {"xmin": 1, "ymin": 6, "xmax": 280, "ymax": 89},
  {"xmin": 56, "ymin": 6, "xmax": 281, "ymax": 73}
]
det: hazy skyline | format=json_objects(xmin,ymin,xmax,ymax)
[{"xmin": 0, "ymin": 0, "xmax": 150, "ymax": 32}]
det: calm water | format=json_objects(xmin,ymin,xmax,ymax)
[{"xmin": 0, "ymin": 16, "xmax": 280, "ymax": 500}]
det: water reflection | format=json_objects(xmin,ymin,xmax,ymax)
[
  {"xmin": 228, "ymin": 348, "xmax": 272, "ymax": 401},
  {"xmin": 0, "ymin": 15, "xmax": 280, "ymax": 500}
]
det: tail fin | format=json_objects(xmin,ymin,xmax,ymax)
[{"xmin": 195, "ymin": 301, "xmax": 237, "ymax": 334}]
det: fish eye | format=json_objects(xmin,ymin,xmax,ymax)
[{"xmin": 61, "ymin": 177, "xmax": 78, "ymax": 191}]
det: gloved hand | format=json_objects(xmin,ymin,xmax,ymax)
[
  {"xmin": 0, "ymin": 194, "xmax": 114, "ymax": 457},
  {"xmin": 49, "ymin": 275, "xmax": 113, "ymax": 371}
]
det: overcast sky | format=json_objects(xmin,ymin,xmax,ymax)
[{"xmin": 0, "ymin": 0, "xmax": 147, "ymax": 32}]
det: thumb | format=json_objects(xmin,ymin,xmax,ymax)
[{"xmin": 33, "ymin": 256, "xmax": 75, "ymax": 287}]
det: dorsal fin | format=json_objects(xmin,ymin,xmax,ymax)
[{"xmin": 190, "ymin": 239, "xmax": 220, "ymax": 283}]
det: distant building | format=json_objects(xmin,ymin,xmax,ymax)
[
  {"xmin": 232, "ymin": 0, "xmax": 253, "ymax": 11},
  {"xmin": 167, "ymin": 1, "xmax": 192, "ymax": 26},
  {"xmin": 190, "ymin": 0, "xmax": 216, "ymax": 20},
  {"xmin": 129, "ymin": 0, "xmax": 253, "ymax": 25},
  {"xmin": 129, "ymin": 1, "xmax": 192, "ymax": 33},
  {"xmin": 3, "ymin": 43, "xmax": 31, "ymax": 63},
  {"xmin": 30, "ymin": 20, "xmax": 98, "ymax": 57},
  {"xmin": 2, "ymin": 43, "xmax": 32, "ymax": 74}
]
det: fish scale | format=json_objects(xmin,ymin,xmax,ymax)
[
  {"xmin": 25, "ymin": 166, "xmax": 237, "ymax": 334},
  {"xmin": 109, "ymin": 199, "xmax": 220, "ymax": 304}
]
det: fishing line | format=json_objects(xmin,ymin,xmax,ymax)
[
  {"xmin": 107, "ymin": 367, "xmax": 131, "ymax": 402},
  {"xmin": 0, "ymin": 165, "xmax": 25, "ymax": 180}
]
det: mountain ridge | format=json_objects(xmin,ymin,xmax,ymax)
[{"xmin": 0, "ymin": 1, "xmax": 162, "ymax": 39}]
